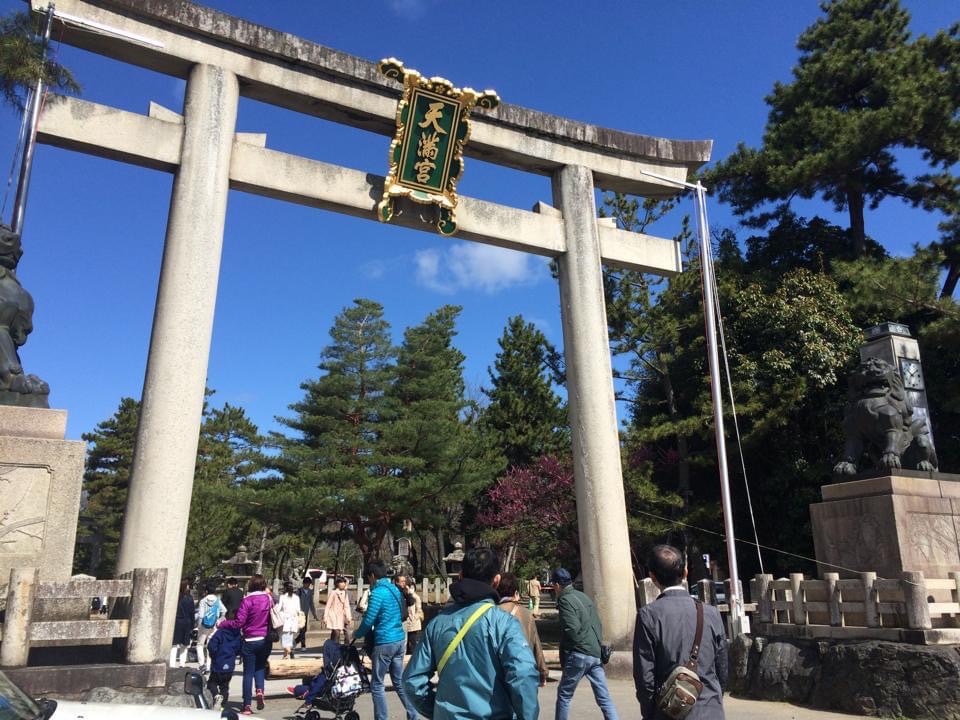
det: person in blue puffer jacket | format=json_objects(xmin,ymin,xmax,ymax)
[
  {"xmin": 402, "ymin": 548, "xmax": 540, "ymax": 720},
  {"xmin": 355, "ymin": 560, "xmax": 419, "ymax": 720}
]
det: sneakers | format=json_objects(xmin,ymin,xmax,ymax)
[
  {"xmin": 256, "ymin": 690, "xmax": 265, "ymax": 710},
  {"xmin": 240, "ymin": 706, "xmax": 253, "ymax": 715},
  {"xmin": 286, "ymin": 686, "xmax": 297, "ymax": 697}
]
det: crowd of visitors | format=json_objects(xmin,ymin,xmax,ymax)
[{"xmin": 171, "ymin": 540, "xmax": 726, "ymax": 719}]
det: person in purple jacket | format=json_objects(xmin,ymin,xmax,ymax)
[{"xmin": 218, "ymin": 573, "xmax": 274, "ymax": 715}]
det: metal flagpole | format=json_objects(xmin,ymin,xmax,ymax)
[
  {"xmin": 694, "ymin": 181, "xmax": 744, "ymax": 635},
  {"xmin": 11, "ymin": 3, "xmax": 55, "ymax": 236}
]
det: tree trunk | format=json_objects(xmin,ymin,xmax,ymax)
[
  {"xmin": 846, "ymin": 185, "xmax": 866, "ymax": 258},
  {"xmin": 255, "ymin": 525, "xmax": 268, "ymax": 574},
  {"xmin": 941, "ymin": 260, "xmax": 959, "ymax": 299},
  {"xmin": 660, "ymin": 355, "xmax": 691, "ymax": 510}
]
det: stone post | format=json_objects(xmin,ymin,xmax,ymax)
[
  {"xmin": 696, "ymin": 579, "xmax": 714, "ymax": 605},
  {"xmin": 1, "ymin": 567, "xmax": 38, "ymax": 667},
  {"xmin": 790, "ymin": 573, "xmax": 805, "ymax": 625},
  {"xmin": 115, "ymin": 63, "xmax": 239, "ymax": 648},
  {"xmin": 903, "ymin": 571, "xmax": 931, "ymax": 630},
  {"xmin": 638, "ymin": 578, "xmax": 660, "ymax": 608},
  {"xmin": 824, "ymin": 572, "xmax": 842, "ymax": 627},
  {"xmin": 756, "ymin": 574, "xmax": 773, "ymax": 623},
  {"xmin": 125, "ymin": 568, "xmax": 168, "ymax": 663},
  {"xmin": 950, "ymin": 571, "xmax": 960, "ymax": 629},
  {"xmin": 861, "ymin": 572, "xmax": 879, "ymax": 628},
  {"xmin": 553, "ymin": 164, "xmax": 636, "ymax": 647}
]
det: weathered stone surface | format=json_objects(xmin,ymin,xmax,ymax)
[
  {"xmin": 0, "ymin": 405, "xmax": 65, "ymax": 438},
  {"xmin": 748, "ymin": 640, "xmax": 820, "ymax": 702},
  {"xmin": 727, "ymin": 634, "xmax": 755, "ymax": 695},
  {"xmin": 811, "ymin": 641, "xmax": 960, "ymax": 719},
  {"xmin": 85, "ymin": 685, "xmax": 194, "ymax": 707},
  {"xmin": 738, "ymin": 636, "xmax": 960, "ymax": 718},
  {"xmin": 0, "ymin": 410, "xmax": 84, "ymax": 583},
  {"xmin": 2, "ymin": 662, "xmax": 167, "ymax": 696},
  {"xmin": 812, "ymin": 474, "xmax": 960, "ymax": 579}
]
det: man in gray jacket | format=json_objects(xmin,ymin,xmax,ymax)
[{"xmin": 633, "ymin": 545, "xmax": 728, "ymax": 719}]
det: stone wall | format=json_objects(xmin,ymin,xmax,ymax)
[{"xmin": 731, "ymin": 635, "xmax": 960, "ymax": 718}]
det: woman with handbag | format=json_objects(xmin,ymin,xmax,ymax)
[
  {"xmin": 217, "ymin": 574, "xmax": 275, "ymax": 715},
  {"xmin": 323, "ymin": 576, "xmax": 353, "ymax": 645}
]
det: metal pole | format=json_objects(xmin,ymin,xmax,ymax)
[
  {"xmin": 11, "ymin": 3, "xmax": 55, "ymax": 236},
  {"xmin": 694, "ymin": 183, "xmax": 743, "ymax": 635}
]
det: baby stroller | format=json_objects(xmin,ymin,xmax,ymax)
[{"xmin": 294, "ymin": 641, "xmax": 370, "ymax": 720}]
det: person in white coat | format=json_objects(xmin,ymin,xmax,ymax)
[{"xmin": 278, "ymin": 581, "xmax": 302, "ymax": 659}]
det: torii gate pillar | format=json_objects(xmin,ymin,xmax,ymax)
[
  {"xmin": 115, "ymin": 64, "xmax": 239, "ymax": 650},
  {"xmin": 554, "ymin": 164, "xmax": 636, "ymax": 647}
]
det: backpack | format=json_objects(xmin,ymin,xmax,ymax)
[{"xmin": 201, "ymin": 597, "xmax": 221, "ymax": 628}]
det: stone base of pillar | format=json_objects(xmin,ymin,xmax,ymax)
[
  {"xmin": 811, "ymin": 473, "xmax": 960, "ymax": 580},
  {"xmin": 0, "ymin": 406, "xmax": 84, "ymax": 584}
]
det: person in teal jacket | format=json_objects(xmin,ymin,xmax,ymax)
[
  {"xmin": 403, "ymin": 548, "xmax": 540, "ymax": 720},
  {"xmin": 355, "ymin": 560, "xmax": 418, "ymax": 720}
]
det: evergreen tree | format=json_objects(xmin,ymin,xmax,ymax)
[
  {"xmin": 0, "ymin": 10, "xmax": 79, "ymax": 111},
  {"xmin": 480, "ymin": 316, "xmax": 567, "ymax": 470},
  {"xmin": 709, "ymin": 0, "xmax": 959, "ymax": 256},
  {"xmin": 183, "ymin": 401, "xmax": 266, "ymax": 579},
  {"xmin": 75, "ymin": 397, "xmax": 139, "ymax": 576},
  {"xmin": 382, "ymin": 305, "xmax": 491, "ymax": 530},
  {"xmin": 273, "ymin": 298, "xmax": 402, "ymax": 562}
]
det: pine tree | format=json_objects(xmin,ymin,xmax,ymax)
[
  {"xmin": 382, "ymin": 305, "xmax": 491, "ymax": 529},
  {"xmin": 183, "ymin": 401, "xmax": 266, "ymax": 579},
  {"xmin": 480, "ymin": 316, "xmax": 567, "ymax": 471},
  {"xmin": 709, "ymin": 0, "xmax": 959, "ymax": 256},
  {"xmin": 274, "ymin": 298, "xmax": 401, "ymax": 562},
  {"xmin": 0, "ymin": 10, "xmax": 79, "ymax": 111},
  {"xmin": 75, "ymin": 397, "xmax": 140, "ymax": 576}
]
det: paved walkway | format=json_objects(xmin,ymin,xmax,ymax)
[{"xmin": 235, "ymin": 669, "xmax": 859, "ymax": 720}]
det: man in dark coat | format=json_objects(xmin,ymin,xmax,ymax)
[
  {"xmin": 222, "ymin": 577, "xmax": 244, "ymax": 614},
  {"xmin": 633, "ymin": 545, "xmax": 728, "ymax": 720},
  {"xmin": 295, "ymin": 577, "xmax": 320, "ymax": 649}
]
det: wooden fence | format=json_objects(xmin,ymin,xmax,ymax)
[
  {"xmin": 750, "ymin": 571, "xmax": 960, "ymax": 644},
  {"xmin": 0, "ymin": 567, "xmax": 167, "ymax": 666},
  {"xmin": 322, "ymin": 575, "xmax": 454, "ymax": 605},
  {"xmin": 638, "ymin": 577, "xmax": 757, "ymax": 639}
]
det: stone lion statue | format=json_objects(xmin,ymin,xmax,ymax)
[
  {"xmin": 0, "ymin": 226, "xmax": 48, "ymax": 407},
  {"xmin": 833, "ymin": 356, "xmax": 938, "ymax": 477}
]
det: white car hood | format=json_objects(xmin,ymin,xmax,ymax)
[{"xmin": 52, "ymin": 699, "xmax": 222, "ymax": 719}]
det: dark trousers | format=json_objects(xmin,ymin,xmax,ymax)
[
  {"xmin": 206, "ymin": 671, "xmax": 232, "ymax": 705},
  {"xmin": 406, "ymin": 630, "xmax": 420, "ymax": 655},
  {"xmin": 173, "ymin": 618, "xmax": 192, "ymax": 646},
  {"xmin": 295, "ymin": 620, "xmax": 308, "ymax": 648}
]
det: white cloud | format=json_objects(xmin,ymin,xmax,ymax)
[
  {"xmin": 360, "ymin": 259, "xmax": 387, "ymax": 280},
  {"xmin": 415, "ymin": 242, "xmax": 545, "ymax": 294}
]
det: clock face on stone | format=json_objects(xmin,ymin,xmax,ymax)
[{"xmin": 899, "ymin": 358, "xmax": 924, "ymax": 390}]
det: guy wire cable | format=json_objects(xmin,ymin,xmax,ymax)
[
  {"xmin": 699, "ymin": 196, "xmax": 765, "ymax": 575},
  {"xmin": 629, "ymin": 507, "xmax": 921, "ymax": 583},
  {"xmin": 2, "ymin": 100, "xmax": 30, "ymax": 220}
]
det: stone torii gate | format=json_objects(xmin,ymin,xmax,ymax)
[{"xmin": 31, "ymin": 0, "xmax": 711, "ymax": 649}]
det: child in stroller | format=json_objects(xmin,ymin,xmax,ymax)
[{"xmin": 291, "ymin": 634, "xmax": 369, "ymax": 720}]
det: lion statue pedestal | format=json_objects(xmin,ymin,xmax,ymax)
[{"xmin": 811, "ymin": 471, "xmax": 960, "ymax": 580}]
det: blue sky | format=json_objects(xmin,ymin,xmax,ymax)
[{"xmin": 1, "ymin": 0, "xmax": 955, "ymax": 441}]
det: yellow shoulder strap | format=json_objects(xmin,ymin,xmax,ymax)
[{"xmin": 437, "ymin": 602, "xmax": 494, "ymax": 675}]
